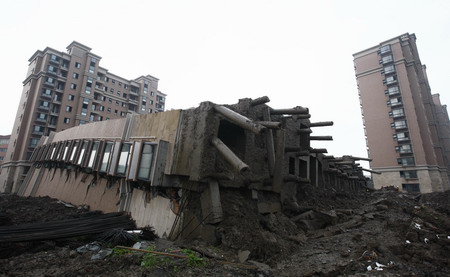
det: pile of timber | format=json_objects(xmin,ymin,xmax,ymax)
[{"xmin": 0, "ymin": 212, "xmax": 135, "ymax": 243}]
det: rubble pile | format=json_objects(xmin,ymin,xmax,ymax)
[{"xmin": 1, "ymin": 187, "xmax": 449, "ymax": 276}]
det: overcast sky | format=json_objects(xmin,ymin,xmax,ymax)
[{"xmin": 1, "ymin": 0, "xmax": 449, "ymax": 169}]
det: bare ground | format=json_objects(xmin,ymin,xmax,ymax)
[{"xmin": 0, "ymin": 186, "xmax": 449, "ymax": 277}]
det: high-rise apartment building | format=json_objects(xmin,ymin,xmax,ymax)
[
  {"xmin": 0, "ymin": 135, "xmax": 10, "ymax": 164},
  {"xmin": 0, "ymin": 41, "xmax": 166, "ymax": 193},
  {"xmin": 353, "ymin": 33, "xmax": 450, "ymax": 193}
]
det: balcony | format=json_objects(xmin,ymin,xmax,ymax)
[
  {"xmin": 35, "ymin": 117, "xmax": 47, "ymax": 124},
  {"xmin": 378, "ymin": 45, "xmax": 391, "ymax": 55},
  {"xmin": 53, "ymin": 96, "xmax": 62, "ymax": 104},
  {"xmin": 41, "ymin": 93, "xmax": 52, "ymax": 100},
  {"xmin": 38, "ymin": 105, "xmax": 50, "ymax": 111},
  {"xmin": 49, "ymin": 59, "xmax": 60, "ymax": 65}
]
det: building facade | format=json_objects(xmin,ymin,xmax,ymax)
[
  {"xmin": 0, "ymin": 135, "xmax": 10, "ymax": 164},
  {"xmin": 354, "ymin": 33, "xmax": 450, "ymax": 192},
  {"xmin": 0, "ymin": 41, "xmax": 166, "ymax": 193}
]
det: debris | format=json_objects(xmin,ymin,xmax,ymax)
[
  {"xmin": 56, "ymin": 200, "xmax": 76, "ymax": 208},
  {"xmin": 76, "ymin": 242, "xmax": 101, "ymax": 254},
  {"xmin": 91, "ymin": 248, "xmax": 112, "ymax": 260},
  {"xmin": 238, "ymin": 250, "xmax": 251, "ymax": 263}
]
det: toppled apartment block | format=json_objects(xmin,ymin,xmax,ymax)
[{"xmin": 19, "ymin": 97, "xmax": 370, "ymax": 240}]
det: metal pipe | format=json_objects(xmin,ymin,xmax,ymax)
[
  {"xmin": 345, "ymin": 156, "xmax": 373, "ymax": 161},
  {"xmin": 295, "ymin": 114, "xmax": 311, "ymax": 119},
  {"xmin": 361, "ymin": 168, "xmax": 382, "ymax": 175},
  {"xmin": 297, "ymin": 128, "xmax": 312, "ymax": 134},
  {"xmin": 310, "ymin": 136, "xmax": 333, "ymax": 141},
  {"xmin": 309, "ymin": 121, "xmax": 334, "ymax": 127},
  {"xmin": 250, "ymin": 96, "xmax": 270, "ymax": 106},
  {"xmin": 257, "ymin": 121, "xmax": 281, "ymax": 129},
  {"xmin": 270, "ymin": 106, "xmax": 309, "ymax": 115},
  {"xmin": 309, "ymin": 148, "xmax": 328, "ymax": 153},
  {"xmin": 211, "ymin": 137, "xmax": 249, "ymax": 173},
  {"xmin": 213, "ymin": 105, "xmax": 266, "ymax": 134}
]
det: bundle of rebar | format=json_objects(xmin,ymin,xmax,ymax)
[{"xmin": 0, "ymin": 212, "xmax": 136, "ymax": 243}]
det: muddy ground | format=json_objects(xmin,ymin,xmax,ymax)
[{"xmin": 0, "ymin": 186, "xmax": 449, "ymax": 277}]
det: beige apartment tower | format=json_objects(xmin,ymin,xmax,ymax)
[
  {"xmin": 0, "ymin": 41, "xmax": 166, "ymax": 193},
  {"xmin": 354, "ymin": 33, "xmax": 450, "ymax": 192}
]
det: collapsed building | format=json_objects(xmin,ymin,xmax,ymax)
[{"xmin": 17, "ymin": 97, "xmax": 372, "ymax": 240}]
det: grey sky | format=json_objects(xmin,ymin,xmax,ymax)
[{"xmin": 1, "ymin": 0, "xmax": 449, "ymax": 170}]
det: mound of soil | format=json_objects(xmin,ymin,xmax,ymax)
[{"xmin": 0, "ymin": 187, "xmax": 449, "ymax": 276}]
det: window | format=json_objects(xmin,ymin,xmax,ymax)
[
  {"xmin": 64, "ymin": 118, "xmax": 70, "ymax": 124},
  {"xmin": 100, "ymin": 106, "xmax": 105, "ymax": 112},
  {"xmin": 400, "ymin": 170, "xmax": 418, "ymax": 179},
  {"xmin": 66, "ymin": 106, "xmax": 72, "ymax": 112},
  {"xmin": 81, "ymin": 98, "xmax": 89, "ymax": 116},
  {"xmin": 87, "ymin": 141, "xmax": 100, "ymax": 168},
  {"xmin": 42, "ymin": 88, "xmax": 52, "ymax": 96},
  {"xmin": 111, "ymin": 79, "xmax": 116, "ymax": 84},
  {"xmin": 47, "ymin": 65, "xmax": 57, "ymax": 74},
  {"xmin": 40, "ymin": 101, "xmax": 50, "ymax": 108},
  {"xmin": 36, "ymin": 113, "xmax": 47, "ymax": 121},
  {"xmin": 77, "ymin": 141, "xmax": 88, "ymax": 165},
  {"xmin": 29, "ymin": 138, "xmax": 39, "ymax": 148},
  {"xmin": 100, "ymin": 142, "xmax": 113, "ymax": 173},
  {"xmin": 402, "ymin": 183, "xmax": 420, "ymax": 193},
  {"xmin": 70, "ymin": 141, "xmax": 79, "ymax": 162},
  {"xmin": 392, "ymin": 120, "xmax": 407, "ymax": 129},
  {"xmin": 33, "ymin": 125, "xmax": 45, "ymax": 134},
  {"xmin": 138, "ymin": 143, "xmax": 154, "ymax": 180},
  {"xmin": 89, "ymin": 59, "xmax": 96, "ymax": 74},
  {"xmin": 62, "ymin": 144, "xmax": 70, "ymax": 160},
  {"xmin": 380, "ymin": 55, "xmax": 393, "ymax": 64},
  {"xmin": 110, "ymin": 88, "xmax": 114, "ymax": 93},
  {"xmin": 390, "ymin": 108, "xmax": 404, "ymax": 118},
  {"xmin": 85, "ymin": 77, "xmax": 93, "ymax": 94},
  {"xmin": 388, "ymin": 97, "xmax": 402, "ymax": 107},
  {"xmin": 383, "ymin": 65, "xmax": 395, "ymax": 74},
  {"xmin": 68, "ymin": 94, "xmax": 75, "ymax": 101},
  {"xmin": 386, "ymin": 86, "xmax": 400, "ymax": 96},
  {"xmin": 116, "ymin": 143, "xmax": 132, "ymax": 176},
  {"xmin": 395, "ymin": 144, "xmax": 412, "ymax": 154},
  {"xmin": 75, "ymin": 62, "xmax": 81, "ymax": 68},
  {"xmin": 379, "ymin": 45, "xmax": 391, "ymax": 54},
  {"xmin": 70, "ymin": 83, "xmax": 77, "ymax": 90},
  {"xmin": 397, "ymin": 157, "xmax": 415, "ymax": 166},
  {"xmin": 73, "ymin": 73, "xmax": 79, "ymax": 79},
  {"xmin": 384, "ymin": 75, "xmax": 398, "ymax": 85},
  {"xmin": 394, "ymin": 132, "xmax": 410, "ymax": 141},
  {"xmin": 107, "ymin": 107, "xmax": 111, "ymax": 113},
  {"xmin": 46, "ymin": 77, "xmax": 55, "ymax": 84},
  {"xmin": 50, "ymin": 54, "xmax": 60, "ymax": 62}
]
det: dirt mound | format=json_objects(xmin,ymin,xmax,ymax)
[{"xmin": 1, "ymin": 187, "xmax": 449, "ymax": 276}]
